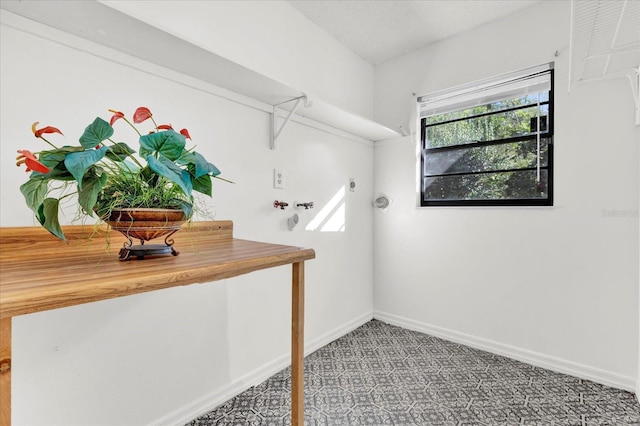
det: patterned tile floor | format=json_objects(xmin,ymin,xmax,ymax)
[{"xmin": 187, "ymin": 320, "xmax": 640, "ymax": 425}]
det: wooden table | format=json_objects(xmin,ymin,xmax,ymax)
[{"xmin": 0, "ymin": 221, "xmax": 315, "ymax": 426}]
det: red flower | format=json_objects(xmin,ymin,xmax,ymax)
[
  {"xmin": 109, "ymin": 110, "xmax": 125, "ymax": 126},
  {"xmin": 31, "ymin": 122, "xmax": 63, "ymax": 138},
  {"xmin": 133, "ymin": 107, "xmax": 152, "ymax": 124},
  {"xmin": 180, "ymin": 128, "xmax": 191, "ymax": 139},
  {"xmin": 158, "ymin": 125, "xmax": 191, "ymax": 140},
  {"xmin": 16, "ymin": 150, "xmax": 50, "ymax": 174}
]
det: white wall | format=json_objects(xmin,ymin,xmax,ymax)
[
  {"xmin": 98, "ymin": 0, "xmax": 374, "ymax": 120},
  {"xmin": 0, "ymin": 13, "xmax": 374, "ymax": 426},
  {"xmin": 373, "ymin": 0, "xmax": 639, "ymax": 391}
]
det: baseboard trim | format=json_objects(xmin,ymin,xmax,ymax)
[
  {"xmin": 373, "ymin": 311, "xmax": 636, "ymax": 393},
  {"xmin": 153, "ymin": 311, "xmax": 374, "ymax": 426}
]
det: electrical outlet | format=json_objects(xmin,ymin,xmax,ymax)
[{"xmin": 274, "ymin": 169, "xmax": 285, "ymax": 189}]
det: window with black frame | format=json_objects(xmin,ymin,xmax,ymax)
[{"xmin": 419, "ymin": 64, "xmax": 554, "ymax": 206}]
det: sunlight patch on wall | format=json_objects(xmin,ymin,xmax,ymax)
[{"xmin": 305, "ymin": 186, "xmax": 345, "ymax": 232}]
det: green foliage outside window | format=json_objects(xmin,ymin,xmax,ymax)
[{"xmin": 421, "ymin": 86, "xmax": 553, "ymax": 205}]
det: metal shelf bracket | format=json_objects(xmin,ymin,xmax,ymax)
[{"xmin": 270, "ymin": 94, "xmax": 311, "ymax": 149}]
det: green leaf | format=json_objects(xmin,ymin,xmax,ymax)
[
  {"xmin": 64, "ymin": 146, "xmax": 108, "ymax": 189},
  {"xmin": 192, "ymin": 151, "xmax": 221, "ymax": 178},
  {"xmin": 37, "ymin": 198, "xmax": 65, "ymax": 240},
  {"xmin": 39, "ymin": 146, "xmax": 84, "ymax": 169},
  {"xmin": 146, "ymin": 154, "xmax": 192, "ymax": 196},
  {"xmin": 78, "ymin": 171, "xmax": 108, "ymax": 216},
  {"xmin": 140, "ymin": 166, "xmax": 155, "ymax": 182},
  {"xmin": 139, "ymin": 130, "xmax": 185, "ymax": 161},
  {"xmin": 105, "ymin": 142, "xmax": 136, "ymax": 162},
  {"xmin": 44, "ymin": 164, "xmax": 75, "ymax": 181},
  {"xmin": 176, "ymin": 151, "xmax": 195, "ymax": 165},
  {"xmin": 191, "ymin": 173, "xmax": 212, "ymax": 197},
  {"xmin": 79, "ymin": 117, "xmax": 114, "ymax": 149},
  {"xmin": 19, "ymin": 178, "xmax": 48, "ymax": 213}
]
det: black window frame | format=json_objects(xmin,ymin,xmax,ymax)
[{"xmin": 419, "ymin": 67, "xmax": 554, "ymax": 207}]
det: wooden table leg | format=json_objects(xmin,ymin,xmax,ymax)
[
  {"xmin": 0, "ymin": 317, "xmax": 11, "ymax": 426},
  {"xmin": 291, "ymin": 262, "xmax": 304, "ymax": 426}
]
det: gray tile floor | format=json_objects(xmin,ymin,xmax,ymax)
[{"xmin": 187, "ymin": 320, "xmax": 640, "ymax": 425}]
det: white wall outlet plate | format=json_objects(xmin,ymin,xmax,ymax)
[{"xmin": 274, "ymin": 169, "xmax": 285, "ymax": 189}]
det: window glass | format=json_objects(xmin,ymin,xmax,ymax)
[{"xmin": 419, "ymin": 65, "xmax": 553, "ymax": 206}]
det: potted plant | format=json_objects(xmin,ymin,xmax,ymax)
[{"xmin": 16, "ymin": 106, "xmax": 229, "ymax": 258}]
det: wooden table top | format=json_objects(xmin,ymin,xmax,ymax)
[{"xmin": 0, "ymin": 221, "xmax": 315, "ymax": 319}]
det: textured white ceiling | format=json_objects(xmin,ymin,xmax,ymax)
[{"xmin": 287, "ymin": 0, "xmax": 541, "ymax": 65}]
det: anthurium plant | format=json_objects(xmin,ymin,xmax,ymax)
[{"xmin": 16, "ymin": 106, "xmax": 228, "ymax": 240}]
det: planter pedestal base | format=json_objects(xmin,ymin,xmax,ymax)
[{"xmin": 119, "ymin": 243, "xmax": 179, "ymax": 261}]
